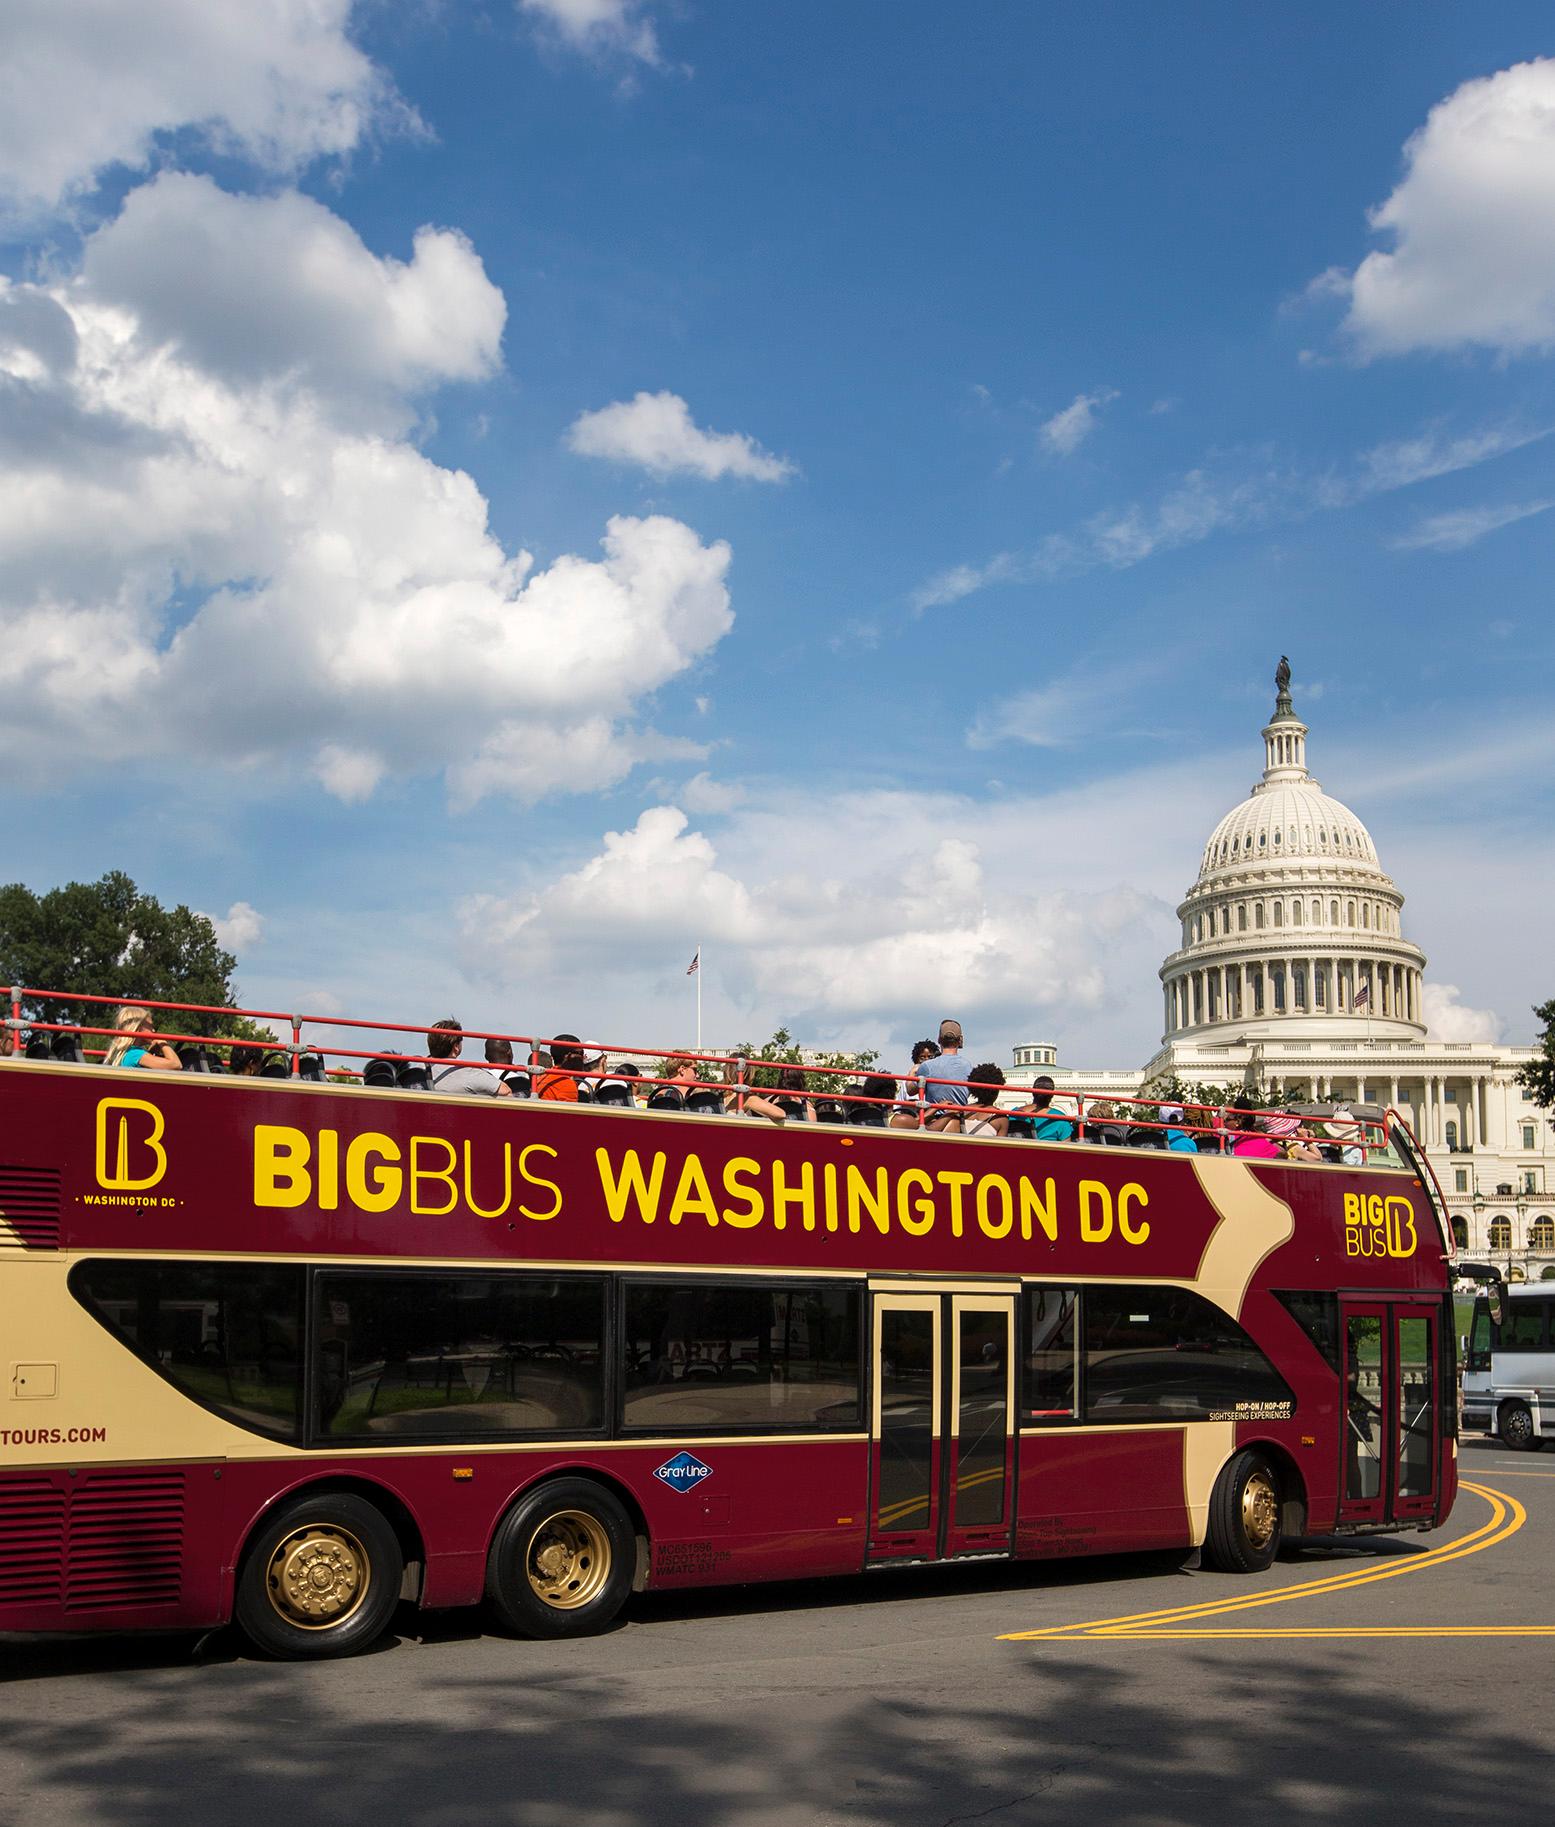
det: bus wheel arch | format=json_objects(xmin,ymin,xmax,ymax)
[
  {"xmin": 1203, "ymin": 1446, "xmax": 1286, "ymax": 1574},
  {"xmin": 485, "ymin": 1471, "xmax": 642, "ymax": 1640},
  {"xmin": 1246, "ymin": 1440, "xmax": 1309, "ymax": 1545},
  {"xmin": 232, "ymin": 1482, "xmax": 413, "ymax": 1660}
]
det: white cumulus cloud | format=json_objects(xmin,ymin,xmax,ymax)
[
  {"xmin": 209, "ymin": 900, "xmax": 265, "ymax": 953},
  {"xmin": 1423, "ymin": 982, "xmax": 1501, "ymax": 1044},
  {"xmin": 1328, "ymin": 58, "xmax": 1555, "ymax": 358},
  {"xmin": 78, "ymin": 175, "xmax": 505, "ymax": 418},
  {"xmin": 0, "ymin": 177, "xmax": 734, "ymax": 808},
  {"xmin": 567, "ymin": 390, "xmax": 795, "ymax": 482},
  {"xmin": 519, "ymin": 0, "xmax": 664, "ymax": 68},
  {"xmin": 1040, "ymin": 389, "xmax": 1118, "ymax": 456},
  {"xmin": 0, "ymin": 0, "xmax": 408, "ymax": 218},
  {"xmin": 458, "ymin": 790, "xmax": 1173, "ymax": 1052}
]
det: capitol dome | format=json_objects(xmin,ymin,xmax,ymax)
[{"xmin": 1159, "ymin": 662, "xmax": 1426, "ymax": 1046}]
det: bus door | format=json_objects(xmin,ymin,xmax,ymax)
[
  {"xmin": 1339, "ymin": 1300, "xmax": 1440, "ymax": 1525},
  {"xmin": 868, "ymin": 1286, "xmax": 1017, "ymax": 1564}
]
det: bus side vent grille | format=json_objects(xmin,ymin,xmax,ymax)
[
  {"xmin": 65, "ymin": 1471, "xmax": 185, "ymax": 1613},
  {"xmin": 0, "ymin": 1166, "xmax": 62, "ymax": 1250},
  {"xmin": 0, "ymin": 1477, "xmax": 67, "ymax": 1607}
]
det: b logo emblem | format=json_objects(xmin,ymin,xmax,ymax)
[{"xmin": 95, "ymin": 1098, "xmax": 168, "ymax": 1191}]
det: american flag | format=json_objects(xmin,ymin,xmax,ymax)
[
  {"xmin": 686, "ymin": 949, "xmax": 700, "ymax": 976},
  {"xmin": 1354, "ymin": 984, "xmax": 1370, "ymax": 1008}
]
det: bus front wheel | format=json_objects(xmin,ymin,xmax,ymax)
[
  {"xmin": 486, "ymin": 1478, "xmax": 636, "ymax": 1639},
  {"xmin": 1204, "ymin": 1450, "xmax": 1282, "ymax": 1574},
  {"xmin": 235, "ymin": 1492, "xmax": 404, "ymax": 1660},
  {"xmin": 1498, "ymin": 1400, "xmax": 1539, "ymax": 1452}
]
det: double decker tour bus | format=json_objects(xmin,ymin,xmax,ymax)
[{"xmin": 0, "ymin": 987, "xmax": 1457, "ymax": 1658}]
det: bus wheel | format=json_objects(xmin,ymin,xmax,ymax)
[
  {"xmin": 1497, "ymin": 1401, "xmax": 1538, "ymax": 1452},
  {"xmin": 235, "ymin": 1493, "xmax": 404, "ymax": 1660},
  {"xmin": 486, "ymin": 1478, "xmax": 635, "ymax": 1639},
  {"xmin": 1204, "ymin": 1450, "xmax": 1282, "ymax": 1574}
]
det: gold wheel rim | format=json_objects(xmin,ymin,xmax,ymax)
[
  {"xmin": 1240, "ymin": 1469, "xmax": 1279, "ymax": 1551},
  {"xmin": 263, "ymin": 1524, "xmax": 371, "ymax": 1631},
  {"xmin": 525, "ymin": 1509, "xmax": 611, "ymax": 1610}
]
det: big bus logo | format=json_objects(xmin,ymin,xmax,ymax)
[
  {"xmin": 94, "ymin": 1098, "xmax": 168, "ymax": 1191},
  {"xmin": 1342, "ymin": 1192, "xmax": 1416, "ymax": 1259}
]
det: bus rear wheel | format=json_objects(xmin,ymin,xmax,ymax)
[
  {"xmin": 486, "ymin": 1478, "xmax": 635, "ymax": 1639},
  {"xmin": 1498, "ymin": 1400, "xmax": 1538, "ymax": 1452},
  {"xmin": 235, "ymin": 1493, "xmax": 404, "ymax": 1660},
  {"xmin": 1204, "ymin": 1450, "xmax": 1282, "ymax": 1574}
]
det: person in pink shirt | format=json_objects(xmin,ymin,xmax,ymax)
[{"xmin": 1228, "ymin": 1095, "xmax": 1280, "ymax": 1159}]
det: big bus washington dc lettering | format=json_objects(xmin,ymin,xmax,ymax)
[{"xmin": 0, "ymin": 984, "xmax": 1455, "ymax": 1661}]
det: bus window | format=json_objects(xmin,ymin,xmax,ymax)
[
  {"xmin": 1466, "ymin": 1300, "xmax": 1492, "ymax": 1373},
  {"xmin": 1083, "ymin": 1287, "xmax": 1294, "ymax": 1423},
  {"xmin": 1499, "ymin": 1302, "xmax": 1549, "ymax": 1352},
  {"xmin": 71, "ymin": 1259, "xmax": 305, "ymax": 1443},
  {"xmin": 621, "ymin": 1281, "xmax": 861, "ymax": 1432},
  {"xmin": 1023, "ymin": 1287, "xmax": 1078, "ymax": 1423},
  {"xmin": 314, "ymin": 1272, "xmax": 606, "ymax": 1441}
]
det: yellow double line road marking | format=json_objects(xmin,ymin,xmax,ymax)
[{"xmin": 1001, "ymin": 1481, "xmax": 1533, "ymax": 1641}]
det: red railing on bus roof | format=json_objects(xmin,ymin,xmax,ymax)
[{"xmin": 2, "ymin": 982, "xmax": 1393, "ymax": 1157}]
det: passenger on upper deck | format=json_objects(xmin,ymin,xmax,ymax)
[
  {"xmin": 1227, "ymin": 1095, "xmax": 1279, "ymax": 1159},
  {"xmin": 1083, "ymin": 1101, "xmax": 1128, "ymax": 1147},
  {"xmin": 1010, "ymin": 1076, "xmax": 1074, "ymax": 1142},
  {"xmin": 847, "ymin": 1073, "xmax": 900, "ymax": 1127},
  {"xmin": 1266, "ymin": 1112, "xmax": 1323, "ymax": 1163},
  {"xmin": 226, "ymin": 1041, "xmax": 267, "ymax": 1077},
  {"xmin": 961, "ymin": 1064, "xmax": 1009, "ymax": 1138},
  {"xmin": 773, "ymin": 1065, "xmax": 818, "ymax": 1123},
  {"xmin": 426, "ymin": 1019, "xmax": 511, "ymax": 1096},
  {"xmin": 535, "ymin": 1034, "xmax": 600, "ymax": 1101},
  {"xmin": 103, "ymin": 1005, "xmax": 182, "ymax": 1072},
  {"xmin": 1158, "ymin": 1103, "xmax": 1200, "ymax": 1153},
  {"xmin": 1323, "ymin": 1104, "xmax": 1365, "ymax": 1166},
  {"xmin": 915, "ymin": 1020, "xmax": 968, "ymax": 1130}
]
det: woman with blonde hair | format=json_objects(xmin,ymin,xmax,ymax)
[{"xmin": 103, "ymin": 1005, "xmax": 182, "ymax": 1071}]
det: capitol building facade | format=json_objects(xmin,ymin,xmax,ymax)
[{"xmin": 1009, "ymin": 666, "xmax": 1553, "ymax": 1279}]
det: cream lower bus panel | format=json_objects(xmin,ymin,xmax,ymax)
[{"xmin": 1, "ymin": 1256, "xmax": 292, "ymax": 1466}]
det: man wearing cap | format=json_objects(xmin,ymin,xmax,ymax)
[
  {"xmin": 913, "ymin": 1020, "xmax": 969, "ymax": 1129},
  {"xmin": 1159, "ymin": 1103, "xmax": 1199, "ymax": 1153},
  {"xmin": 535, "ymin": 1033, "xmax": 602, "ymax": 1101}
]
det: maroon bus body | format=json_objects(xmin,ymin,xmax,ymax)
[{"xmin": 0, "ymin": 1062, "xmax": 1457, "ymax": 1639}]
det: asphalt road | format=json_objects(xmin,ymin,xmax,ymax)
[{"xmin": 4, "ymin": 1437, "xmax": 1553, "ymax": 1827}]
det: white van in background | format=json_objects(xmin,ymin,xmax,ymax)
[{"xmin": 1462, "ymin": 1282, "xmax": 1555, "ymax": 1450}]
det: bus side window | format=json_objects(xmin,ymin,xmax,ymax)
[
  {"xmin": 1466, "ymin": 1299, "xmax": 1492, "ymax": 1373},
  {"xmin": 1500, "ymin": 1302, "xmax": 1547, "ymax": 1353},
  {"xmin": 1023, "ymin": 1286, "xmax": 1079, "ymax": 1424}
]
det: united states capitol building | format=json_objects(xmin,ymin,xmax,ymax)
[{"xmin": 1008, "ymin": 664, "xmax": 1553, "ymax": 1279}]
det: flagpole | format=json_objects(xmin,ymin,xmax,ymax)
[{"xmin": 696, "ymin": 941, "xmax": 703, "ymax": 1053}]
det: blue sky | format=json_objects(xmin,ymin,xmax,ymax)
[{"xmin": 2, "ymin": 2, "xmax": 1552, "ymax": 1070}]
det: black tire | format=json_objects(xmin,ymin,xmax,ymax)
[
  {"xmin": 1204, "ymin": 1450, "xmax": 1283, "ymax": 1574},
  {"xmin": 486, "ymin": 1477, "xmax": 636, "ymax": 1639},
  {"xmin": 1498, "ymin": 1400, "xmax": 1539, "ymax": 1452},
  {"xmin": 235, "ymin": 1492, "xmax": 404, "ymax": 1660}
]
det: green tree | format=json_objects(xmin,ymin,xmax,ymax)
[
  {"xmin": 1516, "ymin": 999, "xmax": 1555, "ymax": 1118},
  {"xmin": 0, "ymin": 870, "xmax": 266, "ymax": 1043},
  {"xmin": 730, "ymin": 1026, "xmax": 879, "ymax": 1094}
]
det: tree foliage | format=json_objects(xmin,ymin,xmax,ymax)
[
  {"xmin": 0, "ymin": 870, "xmax": 265, "ymax": 1042},
  {"xmin": 730, "ymin": 1026, "xmax": 880, "ymax": 1093},
  {"xmin": 1516, "ymin": 999, "xmax": 1555, "ymax": 1118}
]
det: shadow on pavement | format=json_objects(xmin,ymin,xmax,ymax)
[{"xmin": 0, "ymin": 1638, "xmax": 1543, "ymax": 1827}]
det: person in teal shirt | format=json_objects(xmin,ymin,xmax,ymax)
[{"xmin": 1012, "ymin": 1075, "xmax": 1074, "ymax": 1142}]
